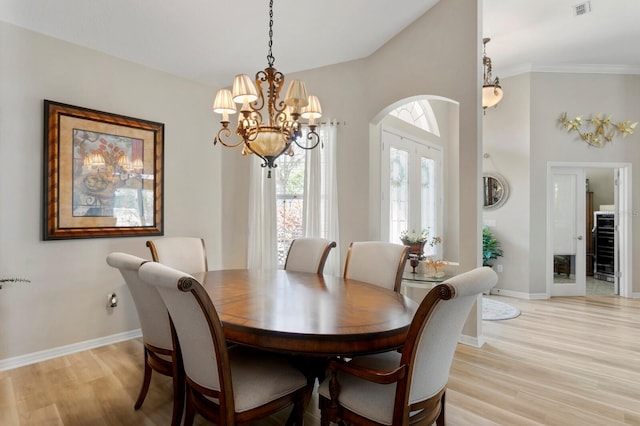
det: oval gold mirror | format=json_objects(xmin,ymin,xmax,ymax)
[{"xmin": 483, "ymin": 173, "xmax": 509, "ymax": 210}]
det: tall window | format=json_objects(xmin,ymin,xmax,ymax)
[
  {"xmin": 382, "ymin": 129, "xmax": 442, "ymax": 258},
  {"xmin": 275, "ymin": 149, "xmax": 306, "ymax": 265},
  {"xmin": 274, "ymin": 125, "xmax": 340, "ymax": 273}
]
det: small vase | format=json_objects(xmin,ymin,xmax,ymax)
[{"xmin": 402, "ymin": 241, "xmax": 426, "ymax": 259}]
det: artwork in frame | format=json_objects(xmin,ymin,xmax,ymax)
[{"xmin": 43, "ymin": 100, "xmax": 164, "ymax": 240}]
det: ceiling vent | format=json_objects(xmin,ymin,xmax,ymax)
[{"xmin": 574, "ymin": 1, "xmax": 592, "ymax": 16}]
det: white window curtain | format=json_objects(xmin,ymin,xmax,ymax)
[
  {"xmin": 303, "ymin": 121, "xmax": 341, "ymax": 276},
  {"xmin": 247, "ymin": 156, "xmax": 278, "ymax": 270}
]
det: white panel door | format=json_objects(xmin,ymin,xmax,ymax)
[{"xmin": 549, "ymin": 167, "xmax": 586, "ymax": 296}]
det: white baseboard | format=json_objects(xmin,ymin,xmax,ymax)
[
  {"xmin": 0, "ymin": 329, "xmax": 142, "ymax": 372},
  {"xmin": 458, "ymin": 334, "xmax": 483, "ymax": 348},
  {"xmin": 492, "ymin": 288, "xmax": 640, "ymax": 299},
  {"xmin": 490, "ymin": 288, "xmax": 548, "ymax": 300}
]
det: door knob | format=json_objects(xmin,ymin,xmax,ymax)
[{"xmin": 577, "ymin": 235, "xmax": 583, "ymax": 240}]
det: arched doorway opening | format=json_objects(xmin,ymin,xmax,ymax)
[{"xmin": 369, "ymin": 95, "xmax": 460, "ymax": 264}]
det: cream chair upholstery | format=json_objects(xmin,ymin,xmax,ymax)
[
  {"xmin": 106, "ymin": 252, "xmax": 183, "ymax": 426},
  {"xmin": 138, "ymin": 261, "xmax": 309, "ymax": 426},
  {"xmin": 146, "ymin": 237, "xmax": 208, "ymax": 274},
  {"xmin": 284, "ymin": 237, "xmax": 337, "ymax": 274},
  {"xmin": 318, "ymin": 267, "xmax": 498, "ymax": 426},
  {"xmin": 343, "ymin": 241, "xmax": 409, "ymax": 292}
]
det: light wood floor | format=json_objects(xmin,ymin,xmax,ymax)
[{"xmin": 1, "ymin": 295, "xmax": 639, "ymax": 425}]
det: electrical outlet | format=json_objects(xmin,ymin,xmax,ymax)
[
  {"xmin": 496, "ymin": 264, "xmax": 503, "ymax": 273},
  {"xmin": 107, "ymin": 293, "xmax": 118, "ymax": 308}
]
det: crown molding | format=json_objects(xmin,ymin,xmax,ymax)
[{"xmin": 500, "ymin": 63, "xmax": 640, "ymax": 78}]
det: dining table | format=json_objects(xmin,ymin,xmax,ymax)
[{"xmin": 191, "ymin": 269, "xmax": 420, "ymax": 358}]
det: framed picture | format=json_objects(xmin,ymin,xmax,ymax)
[{"xmin": 43, "ymin": 100, "xmax": 164, "ymax": 240}]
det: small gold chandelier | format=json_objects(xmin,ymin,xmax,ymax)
[
  {"xmin": 482, "ymin": 37, "xmax": 503, "ymax": 110},
  {"xmin": 212, "ymin": 0, "xmax": 322, "ymax": 177}
]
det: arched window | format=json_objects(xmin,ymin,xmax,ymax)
[{"xmin": 389, "ymin": 100, "xmax": 440, "ymax": 136}]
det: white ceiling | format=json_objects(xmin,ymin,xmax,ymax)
[
  {"xmin": 0, "ymin": 0, "xmax": 439, "ymax": 87},
  {"xmin": 484, "ymin": 0, "xmax": 640, "ymax": 77},
  {"xmin": 1, "ymin": 0, "xmax": 639, "ymax": 87}
]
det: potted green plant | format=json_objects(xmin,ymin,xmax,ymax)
[{"xmin": 482, "ymin": 226, "xmax": 503, "ymax": 267}]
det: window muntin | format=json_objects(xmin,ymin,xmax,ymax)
[{"xmin": 389, "ymin": 100, "xmax": 440, "ymax": 136}]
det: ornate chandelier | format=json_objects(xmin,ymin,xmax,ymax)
[
  {"xmin": 482, "ymin": 37, "xmax": 503, "ymax": 109},
  {"xmin": 212, "ymin": 0, "xmax": 322, "ymax": 177}
]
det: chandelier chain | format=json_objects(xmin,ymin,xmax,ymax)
[{"xmin": 267, "ymin": 0, "xmax": 275, "ymax": 67}]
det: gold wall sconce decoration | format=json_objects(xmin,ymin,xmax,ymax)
[{"xmin": 559, "ymin": 112, "xmax": 637, "ymax": 147}]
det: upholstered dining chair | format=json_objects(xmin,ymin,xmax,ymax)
[
  {"xmin": 318, "ymin": 266, "xmax": 498, "ymax": 426},
  {"xmin": 343, "ymin": 241, "xmax": 409, "ymax": 292},
  {"xmin": 146, "ymin": 237, "xmax": 208, "ymax": 274},
  {"xmin": 138, "ymin": 261, "xmax": 310, "ymax": 426},
  {"xmin": 106, "ymin": 252, "xmax": 183, "ymax": 426},
  {"xmin": 284, "ymin": 237, "xmax": 337, "ymax": 274}
]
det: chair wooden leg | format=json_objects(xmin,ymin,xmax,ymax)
[
  {"xmin": 183, "ymin": 386, "xmax": 196, "ymax": 426},
  {"xmin": 436, "ymin": 391, "xmax": 446, "ymax": 426},
  {"xmin": 170, "ymin": 351, "xmax": 185, "ymax": 426},
  {"xmin": 134, "ymin": 348, "xmax": 152, "ymax": 409},
  {"xmin": 320, "ymin": 410, "xmax": 330, "ymax": 426},
  {"xmin": 285, "ymin": 391, "xmax": 305, "ymax": 426},
  {"xmin": 319, "ymin": 396, "xmax": 331, "ymax": 426}
]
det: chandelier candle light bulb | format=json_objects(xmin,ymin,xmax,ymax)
[{"xmin": 212, "ymin": 0, "xmax": 322, "ymax": 177}]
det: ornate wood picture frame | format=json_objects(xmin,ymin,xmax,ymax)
[{"xmin": 43, "ymin": 100, "xmax": 164, "ymax": 240}]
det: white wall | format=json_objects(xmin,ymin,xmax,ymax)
[
  {"xmin": 482, "ymin": 73, "xmax": 531, "ymax": 294},
  {"xmin": 0, "ymin": 21, "xmax": 221, "ymax": 360},
  {"xmin": 530, "ymin": 72, "xmax": 640, "ymax": 295},
  {"xmin": 484, "ymin": 71, "xmax": 640, "ymax": 297},
  {"xmin": 586, "ymin": 168, "xmax": 615, "ymax": 210}
]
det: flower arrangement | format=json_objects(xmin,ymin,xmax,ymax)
[
  {"xmin": 400, "ymin": 229, "xmax": 442, "ymax": 261},
  {"xmin": 400, "ymin": 229, "xmax": 441, "ymax": 247}
]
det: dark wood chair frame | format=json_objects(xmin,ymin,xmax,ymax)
[
  {"xmin": 172, "ymin": 276, "xmax": 310, "ymax": 426},
  {"xmin": 106, "ymin": 253, "xmax": 184, "ymax": 426},
  {"xmin": 136, "ymin": 341, "xmax": 181, "ymax": 416},
  {"xmin": 319, "ymin": 283, "xmax": 458, "ymax": 426}
]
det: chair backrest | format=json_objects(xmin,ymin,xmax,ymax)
[
  {"xmin": 106, "ymin": 252, "xmax": 172, "ymax": 351},
  {"xmin": 343, "ymin": 241, "xmax": 409, "ymax": 292},
  {"xmin": 146, "ymin": 237, "xmax": 208, "ymax": 274},
  {"xmin": 138, "ymin": 262, "xmax": 233, "ymax": 404},
  {"xmin": 284, "ymin": 238, "xmax": 337, "ymax": 274},
  {"xmin": 398, "ymin": 267, "xmax": 497, "ymax": 414}
]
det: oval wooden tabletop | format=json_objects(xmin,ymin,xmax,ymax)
[{"xmin": 191, "ymin": 269, "xmax": 419, "ymax": 357}]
